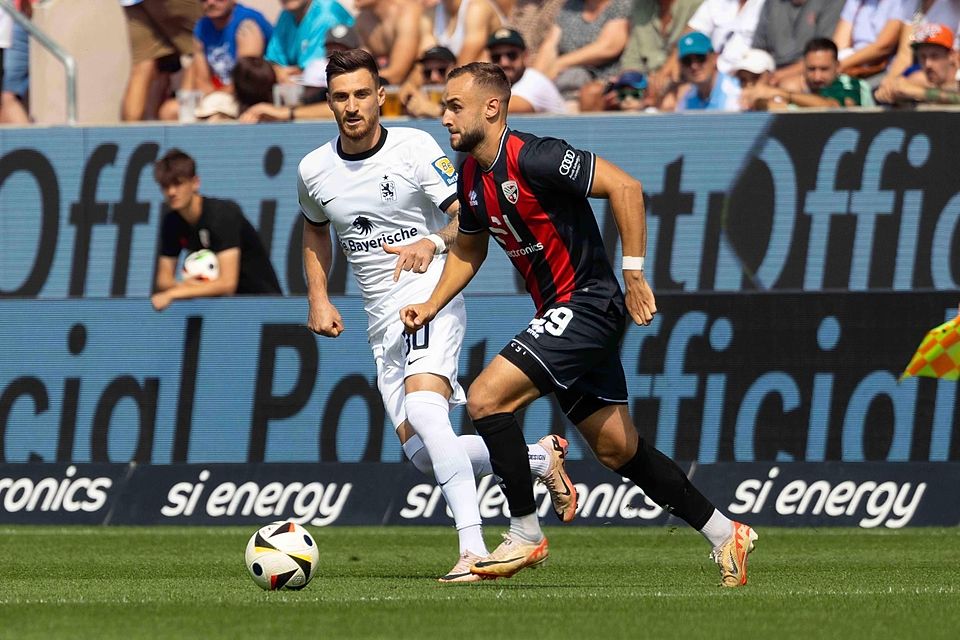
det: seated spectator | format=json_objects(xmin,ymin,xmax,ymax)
[
  {"xmin": 833, "ymin": 0, "xmax": 904, "ymax": 82},
  {"xmin": 742, "ymin": 37, "xmax": 876, "ymax": 108},
  {"xmin": 732, "ymin": 47, "xmax": 776, "ymax": 91},
  {"xmin": 240, "ymin": 25, "xmax": 362, "ymax": 122},
  {"xmin": 629, "ymin": 0, "xmax": 763, "ymax": 110},
  {"xmin": 407, "ymin": 29, "xmax": 567, "ymax": 115},
  {"xmin": 488, "ymin": 28, "xmax": 567, "ymax": 112},
  {"xmin": 161, "ymin": 58, "xmax": 279, "ymax": 125},
  {"xmin": 151, "ymin": 149, "xmax": 282, "ymax": 312},
  {"xmin": 266, "ymin": 0, "xmax": 354, "ymax": 83},
  {"xmin": 659, "ymin": 31, "xmax": 741, "ymax": 111},
  {"xmin": 600, "ymin": 70, "xmax": 654, "ymax": 111},
  {"xmin": 420, "ymin": 45, "xmax": 458, "ymax": 85},
  {"xmin": 875, "ymin": 23, "xmax": 960, "ymax": 104},
  {"xmin": 426, "ymin": 0, "xmax": 504, "ymax": 64},
  {"xmin": 121, "ymin": 0, "xmax": 202, "ymax": 121},
  {"xmin": 753, "ymin": 0, "xmax": 844, "ymax": 86},
  {"xmin": 505, "ymin": 0, "xmax": 565, "ymax": 53},
  {"xmin": 534, "ymin": 0, "xmax": 631, "ymax": 110},
  {"xmin": 354, "ymin": 0, "xmax": 423, "ymax": 85},
  {"xmin": 194, "ymin": 90, "xmax": 241, "ymax": 120},
  {"xmin": 601, "ymin": 0, "xmax": 703, "ymax": 109},
  {"xmin": 877, "ymin": 0, "xmax": 960, "ymax": 96},
  {"xmin": 158, "ymin": 0, "xmax": 273, "ymax": 120},
  {"xmin": 401, "ymin": 45, "xmax": 457, "ymax": 116}
]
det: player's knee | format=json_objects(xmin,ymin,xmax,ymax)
[
  {"xmin": 592, "ymin": 440, "xmax": 635, "ymax": 470},
  {"xmin": 466, "ymin": 384, "xmax": 500, "ymax": 419}
]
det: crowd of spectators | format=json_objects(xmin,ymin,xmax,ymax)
[{"xmin": 3, "ymin": 0, "xmax": 960, "ymax": 123}]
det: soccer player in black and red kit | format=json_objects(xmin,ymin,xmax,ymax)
[{"xmin": 401, "ymin": 62, "xmax": 758, "ymax": 586}]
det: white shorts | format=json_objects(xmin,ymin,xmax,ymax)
[{"xmin": 373, "ymin": 295, "xmax": 467, "ymax": 429}]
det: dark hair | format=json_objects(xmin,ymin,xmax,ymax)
[
  {"xmin": 154, "ymin": 149, "xmax": 196, "ymax": 187},
  {"xmin": 447, "ymin": 62, "xmax": 511, "ymax": 105},
  {"xmin": 326, "ymin": 49, "xmax": 381, "ymax": 86},
  {"xmin": 804, "ymin": 38, "xmax": 839, "ymax": 59},
  {"xmin": 232, "ymin": 56, "xmax": 277, "ymax": 110}
]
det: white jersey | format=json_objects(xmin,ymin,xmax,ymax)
[{"xmin": 298, "ymin": 126, "xmax": 459, "ymax": 345}]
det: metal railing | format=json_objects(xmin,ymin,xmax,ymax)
[{"xmin": 0, "ymin": 0, "xmax": 77, "ymax": 124}]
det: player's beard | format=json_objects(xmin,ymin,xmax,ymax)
[
  {"xmin": 450, "ymin": 119, "xmax": 484, "ymax": 152},
  {"xmin": 339, "ymin": 112, "xmax": 375, "ymax": 141},
  {"xmin": 340, "ymin": 120, "xmax": 373, "ymax": 140}
]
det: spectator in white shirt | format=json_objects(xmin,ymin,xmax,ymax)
[{"xmin": 487, "ymin": 27, "xmax": 567, "ymax": 113}]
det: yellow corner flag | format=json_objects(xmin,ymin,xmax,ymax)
[{"xmin": 901, "ymin": 313, "xmax": 960, "ymax": 381}]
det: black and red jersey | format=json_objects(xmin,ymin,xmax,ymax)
[{"xmin": 457, "ymin": 129, "xmax": 622, "ymax": 316}]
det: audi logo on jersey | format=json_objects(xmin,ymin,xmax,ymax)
[
  {"xmin": 558, "ymin": 149, "xmax": 581, "ymax": 179},
  {"xmin": 352, "ymin": 216, "xmax": 374, "ymax": 235}
]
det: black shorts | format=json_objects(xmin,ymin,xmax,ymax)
[{"xmin": 500, "ymin": 298, "xmax": 629, "ymax": 424}]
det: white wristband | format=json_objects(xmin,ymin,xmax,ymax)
[
  {"xmin": 622, "ymin": 255, "xmax": 645, "ymax": 271},
  {"xmin": 425, "ymin": 233, "xmax": 446, "ymax": 255}
]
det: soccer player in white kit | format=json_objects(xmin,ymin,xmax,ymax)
[{"xmin": 298, "ymin": 50, "xmax": 576, "ymax": 582}]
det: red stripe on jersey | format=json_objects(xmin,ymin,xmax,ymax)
[
  {"xmin": 480, "ymin": 164, "xmax": 544, "ymax": 309},
  {"xmin": 505, "ymin": 135, "xmax": 576, "ymax": 306}
]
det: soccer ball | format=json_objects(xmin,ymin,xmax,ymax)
[
  {"xmin": 244, "ymin": 521, "xmax": 319, "ymax": 590},
  {"xmin": 182, "ymin": 249, "xmax": 220, "ymax": 281}
]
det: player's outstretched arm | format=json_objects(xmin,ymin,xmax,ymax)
[
  {"xmin": 384, "ymin": 201, "xmax": 461, "ymax": 281},
  {"xmin": 590, "ymin": 156, "xmax": 656, "ymax": 326},
  {"xmin": 400, "ymin": 230, "xmax": 488, "ymax": 331},
  {"xmin": 303, "ymin": 219, "xmax": 344, "ymax": 337}
]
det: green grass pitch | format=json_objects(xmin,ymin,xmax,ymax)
[{"xmin": 2, "ymin": 526, "xmax": 959, "ymax": 639}]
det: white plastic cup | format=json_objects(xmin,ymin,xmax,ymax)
[{"xmin": 176, "ymin": 90, "xmax": 203, "ymax": 123}]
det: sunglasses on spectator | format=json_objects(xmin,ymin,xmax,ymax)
[
  {"xmin": 681, "ymin": 54, "xmax": 708, "ymax": 66},
  {"xmin": 422, "ymin": 66, "xmax": 450, "ymax": 81},
  {"xmin": 490, "ymin": 50, "xmax": 521, "ymax": 63},
  {"xmin": 617, "ymin": 87, "xmax": 644, "ymax": 100}
]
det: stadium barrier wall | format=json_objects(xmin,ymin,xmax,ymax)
[
  {"xmin": 1, "ymin": 293, "xmax": 958, "ymax": 465},
  {"xmin": 2, "ymin": 111, "xmax": 958, "ymax": 299},
  {"xmin": 0, "ymin": 461, "xmax": 950, "ymax": 528},
  {"xmin": 0, "ymin": 112, "xmax": 958, "ymax": 467}
]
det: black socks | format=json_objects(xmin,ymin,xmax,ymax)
[
  {"xmin": 472, "ymin": 412, "xmax": 537, "ymax": 517},
  {"xmin": 615, "ymin": 437, "xmax": 714, "ymax": 530}
]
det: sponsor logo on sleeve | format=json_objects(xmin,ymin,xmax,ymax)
[
  {"xmin": 558, "ymin": 149, "xmax": 581, "ymax": 180},
  {"xmin": 432, "ymin": 156, "xmax": 458, "ymax": 186}
]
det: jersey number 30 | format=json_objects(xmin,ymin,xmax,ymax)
[{"xmin": 403, "ymin": 324, "xmax": 430, "ymax": 356}]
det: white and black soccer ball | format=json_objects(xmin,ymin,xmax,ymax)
[
  {"xmin": 244, "ymin": 521, "xmax": 319, "ymax": 590},
  {"xmin": 182, "ymin": 249, "xmax": 220, "ymax": 281}
]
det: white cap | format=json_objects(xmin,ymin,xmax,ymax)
[
  {"xmin": 300, "ymin": 57, "xmax": 329, "ymax": 88},
  {"xmin": 734, "ymin": 49, "xmax": 776, "ymax": 75},
  {"xmin": 194, "ymin": 91, "xmax": 239, "ymax": 119}
]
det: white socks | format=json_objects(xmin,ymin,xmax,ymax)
[
  {"xmin": 509, "ymin": 513, "xmax": 543, "ymax": 543},
  {"xmin": 457, "ymin": 434, "xmax": 493, "ymax": 478},
  {"xmin": 700, "ymin": 509, "xmax": 735, "ymax": 548},
  {"xmin": 403, "ymin": 391, "xmax": 486, "ymax": 556},
  {"xmin": 401, "ymin": 401, "xmax": 557, "ymax": 554},
  {"xmin": 526, "ymin": 443, "xmax": 550, "ymax": 477}
]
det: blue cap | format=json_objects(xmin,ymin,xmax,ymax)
[
  {"xmin": 678, "ymin": 32, "xmax": 714, "ymax": 58},
  {"xmin": 614, "ymin": 71, "xmax": 647, "ymax": 90}
]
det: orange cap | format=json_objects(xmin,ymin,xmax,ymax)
[{"xmin": 911, "ymin": 23, "xmax": 956, "ymax": 50}]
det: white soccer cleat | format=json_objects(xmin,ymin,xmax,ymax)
[
  {"xmin": 710, "ymin": 521, "xmax": 758, "ymax": 587},
  {"xmin": 438, "ymin": 551, "xmax": 485, "ymax": 584},
  {"xmin": 470, "ymin": 533, "xmax": 549, "ymax": 579},
  {"xmin": 537, "ymin": 435, "xmax": 578, "ymax": 523}
]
